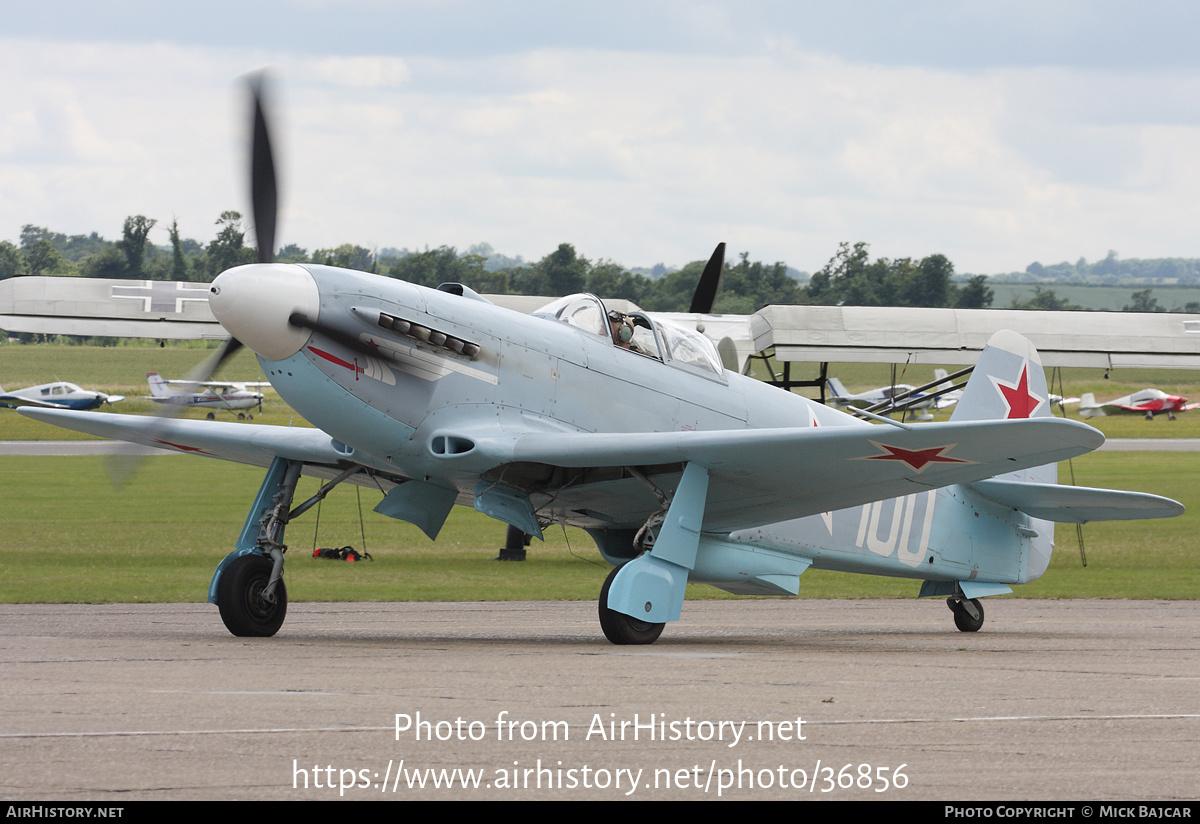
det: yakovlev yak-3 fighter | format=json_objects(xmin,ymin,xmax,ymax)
[{"xmin": 20, "ymin": 79, "xmax": 1183, "ymax": 644}]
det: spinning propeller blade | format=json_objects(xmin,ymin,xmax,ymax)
[
  {"xmin": 249, "ymin": 73, "xmax": 278, "ymax": 266},
  {"xmin": 689, "ymin": 242, "xmax": 725, "ymax": 314},
  {"xmin": 105, "ymin": 74, "xmax": 277, "ymax": 483}
]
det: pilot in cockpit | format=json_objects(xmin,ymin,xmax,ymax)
[
  {"xmin": 607, "ymin": 310, "xmax": 635, "ymax": 349},
  {"xmin": 607, "ymin": 310, "xmax": 658, "ymax": 359}
]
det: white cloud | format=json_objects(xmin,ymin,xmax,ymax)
[
  {"xmin": 305, "ymin": 56, "xmax": 411, "ymax": 89},
  {"xmin": 3, "ymin": 13, "xmax": 1200, "ymax": 275}
]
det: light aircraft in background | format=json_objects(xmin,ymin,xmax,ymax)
[
  {"xmin": 0, "ymin": 381, "xmax": 123, "ymax": 411},
  {"xmin": 17, "ymin": 77, "xmax": 1184, "ymax": 644},
  {"xmin": 145, "ymin": 372, "xmax": 268, "ymax": 420},
  {"xmin": 826, "ymin": 369, "xmax": 1077, "ymax": 423},
  {"xmin": 825, "ymin": 371, "xmax": 958, "ymax": 421},
  {"xmin": 1079, "ymin": 389, "xmax": 1196, "ymax": 420}
]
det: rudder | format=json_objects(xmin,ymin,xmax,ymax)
[
  {"xmin": 146, "ymin": 372, "xmax": 169, "ymax": 398},
  {"xmin": 950, "ymin": 330, "xmax": 1057, "ymax": 486},
  {"xmin": 950, "ymin": 330, "xmax": 1053, "ymax": 424}
]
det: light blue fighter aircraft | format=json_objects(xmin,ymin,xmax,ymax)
[{"xmin": 17, "ymin": 80, "xmax": 1184, "ymax": 644}]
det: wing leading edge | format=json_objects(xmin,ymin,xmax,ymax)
[{"xmin": 18, "ymin": 408, "xmax": 357, "ymax": 472}]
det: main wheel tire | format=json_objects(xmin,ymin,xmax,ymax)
[
  {"xmin": 951, "ymin": 597, "xmax": 984, "ymax": 633},
  {"xmin": 597, "ymin": 563, "xmax": 665, "ymax": 645},
  {"xmin": 217, "ymin": 554, "xmax": 287, "ymax": 637}
]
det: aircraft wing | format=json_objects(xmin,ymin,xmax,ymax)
[
  {"xmin": 0, "ymin": 395, "xmax": 64, "ymax": 410},
  {"xmin": 472, "ymin": 417, "xmax": 1105, "ymax": 532},
  {"xmin": 16, "ymin": 408, "xmax": 370, "ymax": 478},
  {"xmin": 0, "ymin": 276, "xmax": 222, "ymax": 339},
  {"xmin": 165, "ymin": 380, "xmax": 271, "ymax": 390},
  {"xmin": 21, "ymin": 409, "xmax": 1106, "ymax": 534},
  {"xmin": 827, "ymin": 397, "xmax": 870, "ymax": 410}
]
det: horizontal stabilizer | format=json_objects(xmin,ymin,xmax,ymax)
[{"xmin": 969, "ymin": 479, "xmax": 1184, "ymax": 523}]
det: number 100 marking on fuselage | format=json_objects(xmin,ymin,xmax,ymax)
[{"xmin": 854, "ymin": 491, "xmax": 936, "ymax": 568}]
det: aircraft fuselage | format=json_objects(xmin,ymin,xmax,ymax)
[{"xmin": 211, "ymin": 263, "xmax": 1046, "ymax": 594}]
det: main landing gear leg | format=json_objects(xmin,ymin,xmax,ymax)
[
  {"xmin": 209, "ymin": 457, "xmax": 303, "ymax": 637},
  {"xmin": 209, "ymin": 460, "xmax": 365, "ymax": 636},
  {"xmin": 599, "ymin": 462, "xmax": 709, "ymax": 645}
]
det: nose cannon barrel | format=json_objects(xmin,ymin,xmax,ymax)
[{"xmin": 209, "ymin": 264, "xmax": 320, "ymax": 362}]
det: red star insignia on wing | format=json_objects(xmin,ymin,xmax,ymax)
[
  {"xmin": 853, "ymin": 441, "xmax": 974, "ymax": 473},
  {"xmin": 151, "ymin": 439, "xmax": 213, "ymax": 455},
  {"xmin": 991, "ymin": 362, "xmax": 1044, "ymax": 419}
]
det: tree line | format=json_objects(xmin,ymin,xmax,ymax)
[
  {"xmin": 1, "ymin": 214, "xmax": 996, "ymax": 313},
  {"xmin": 1022, "ymin": 250, "xmax": 1200, "ymax": 285}
]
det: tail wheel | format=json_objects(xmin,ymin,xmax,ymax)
[
  {"xmin": 598, "ymin": 563, "xmax": 664, "ymax": 645},
  {"xmin": 217, "ymin": 554, "xmax": 287, "ymax": 637},
  {"xmin": 947, "ymin": 597, "xmax": 984, "ymax": 632}
]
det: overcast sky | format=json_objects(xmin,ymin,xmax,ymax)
[{"xmin": 5, "ymin": 1, "xmax": 1200, "ymax": 275}]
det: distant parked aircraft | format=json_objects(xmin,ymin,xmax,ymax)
[
  {"xmin": 826, "ymin": 372, "xmax": 956, "ymax": 421},
  {"xmin": 145, "ymin": 372, "xmax": 268, "ymax": 420},
  {"xmin": 1079, "ymin": 389, "xmax": 1197, "ymax": 420},
  {"xmin": 0, "ymin": 381, "xmax": 123, "ymax": 411}
]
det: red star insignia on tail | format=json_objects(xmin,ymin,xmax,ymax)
[
  {"xmin": 991, "ymin": 362, "xmax": 1044, "ymax": 419},
  {"xmin": 853, "ymin": 441, "xmax": 974, "ymax": 473}
]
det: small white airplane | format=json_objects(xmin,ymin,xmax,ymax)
[
  {"xmin": 825, "ymin": 371, "xmax": 958, "ymax": 421},
  {"xmin": 0, "ymin": 381, "xmax": 123, "ymax": 411},
  {"xmin": 144, "ymin": 372, "xmax": 267, "ymax": 420},
  {"xmin": 17, "ymin": 77, "xmax": 1185, "ymax": 645},
  {"xmin": 1079, "ymin": 389, "xmax": 1197, "ymax": 420}
]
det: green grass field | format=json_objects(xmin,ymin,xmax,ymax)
[
  {"xmin": 1, "ymin": 342, "xmax": 1197, "ymax": 604},
  {"xmin": 0, "ymin": 450, "xmax": 1194, "ymax": 604},
  {"xmin": 987, "ymin": 282, "xmax": 1200, "ymax": 312}
]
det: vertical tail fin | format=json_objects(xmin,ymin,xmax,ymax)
[
  {"xmin": 950, "ymin": 331, "xmax": 1052, "ymax": 424},
  {"xmin": 826, "ymin": 377, "xmax": 848, "ymax": 399},
  {"xmin": 951, "ymin": 329, "xmax": 1056, "ymax": 488},
  {"xmin": 952, "ymin": 330, "xmax": 1063, "ymax": 579},
  {"xmin": 1078, "ymin": 393, "xmax": 1103, "ymax": 417},
  {"xmin": 146, "ymin": 372, "xmax": 170, "ymax": 398}
]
